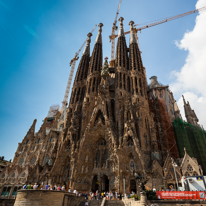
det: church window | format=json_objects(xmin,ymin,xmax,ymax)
[
  {"xmin": 169, "ymin": 166, "xmax": 174, "ymax": 173},
  {"xmin": 127, "ymin": 76, "xmax": 130, "ymax": 92},
  {"xmin": 88, "ymin": 79, "xmax": 91, "ymax": 94},
  {"xmin": 19, "ymin": 158, "xmax": 24, "ymax": 167},
  {"xmin": 135, "ymin": 77, "xmax": 138, "ymax": 94},
  {"xmin": 153, "ymin": 170, "xmax": 161, "ymax": 178},
  {"xmin": 123, "ymin": 74, "xmax": 126, "ymax": 90},
  {"xmin": 193, "ymin": 171, "xmax": 198, "ymax": 176},
  {"xmin": 185, "ymin": 172, "xmax": 190, "ymax": 176},
  {"xmin": 111, "ymin": 99, "xmax": 115, "ymax": 122},
  {"xmin": 127, "ymin": 136, "xmax": 134, "ymax": 147},
  {"xmin": 71, "ymin": 88, "xmax": 76, "ymax": 104},
  {"xmin": 26, "ymin": 140, "xmax": 29, "ymax": 144},
  {"xmin": 98, "ymin": 138, "xmax": 106, "ymax": 146},
  {"xmin": 43, "ymin": 156, "xmax": 50, "ymax": 165},
  {"xmin": 76, "ymin": 88, "xmax": 80, "ymax": 102},
  {"xmin": 106, "ymin": 102, "xmax": 109, "ymax": 117},
  {"xmin": 120, "ymin": 73, "xmax": 122, "ymax": 88},
  {"xmin": 166, "ymin": 173, "xmax": 172, "ymax": 180},
  {"xmin": 92, "ymin": 78, "xmax": 96, "ymax": 92},
  {"xmin": 139, "ymin": 78, "xmax": 143, "ymax": 96},
  {"xmin": 80, "ymin": 87, "xmax": 86, "ymax": 101},
  {"xmin": 50, "ymin": 137, "xmax": 53, "ymax": 142},
  {"xmin": 38, "ymin": 139, "xmax": 40, "ymax": 143},
  {"xmin": 102, "ymin": 149, "xmax": 108, "ymax": 166},
  {"xmin": 187, "ymin": 164, "xmax": 193, "ymax": 172},
  {"xmin": 30, "ymin": 157, "xmax": 36, "ymax": 165},
  {"xmin": 127, "ymin": 111, "xmax": 131, "ymax": 120}
]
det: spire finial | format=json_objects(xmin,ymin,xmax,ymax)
[
  {"xmin": 95, "ymin": 23, "xmax": 104, "ymax": 44},
  {"xmin": 182, "ymin": 95, "xmax": 186, "ymax": 105},
  {"xmin": 82, "ymin": 32, "xmax": 92, "ymax": 56},
  {"xmin": 184, "ymin": 147, "xmax": 187, "ymax": 154},
  {"xmin": 118, "ymin": 17, "xmax": 124, "ymax": 37},
  {"xmin": 129, "ymin": 21, "xmax": 136, "ymax": 44}
]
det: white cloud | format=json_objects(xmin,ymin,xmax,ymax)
[{"xmin": 170, "ymin": 0, "xmax": 206, "ymax": 128}]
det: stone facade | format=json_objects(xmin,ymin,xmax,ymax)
[{"xmin": 0, "ymin": 18, "xmax": 203, "ymax": 199}]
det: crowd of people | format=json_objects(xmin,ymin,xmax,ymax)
[{"xmin": 21, "ymin": 183, "xmax": 137, "ymax": 200}]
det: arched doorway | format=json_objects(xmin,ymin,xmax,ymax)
[
  {"xmin": 130, "ymin": 180, "xmax": 136, "ymax": 193},
  {"xmin": 102, "ymin": 175, "xmax": 109, "ymax": 192},
  {"xmin": 92, "ymin": 175, "xmax": 98, "ymax": 192}
]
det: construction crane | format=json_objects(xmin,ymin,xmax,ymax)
[
  {"xmin": 61, "ymin": 25, "xmax": 97, "ymax": 112},
  {"xmin": 110, "ymin": 0, "xmax": 122, "ymax": 67},
  {"xmin": 109, "ymin": 5, "xmax": 206, "ymax": 39}
]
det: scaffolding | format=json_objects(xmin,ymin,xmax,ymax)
[
  {"xmin": 149, "ymin": 97, "xmax": 179, "ymax": 161},
  {"xmin": 173, "ymin": 118, "xmax": 206, "ymax": 173}
]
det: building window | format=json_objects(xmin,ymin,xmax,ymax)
[
  {"xmin": 50, "ymin": 137, "xmax": 53, "ymax": 142},
  {"xmin": 30, "ymin": 157, "xmax": 36, "ymax": 165},
  {"xmin": 187, "ymin": 164, "xmax": 193, "ymax": 172}
]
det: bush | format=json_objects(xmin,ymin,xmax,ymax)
[{"xmin": 146, "ymin": 190, "xmax": 156, "ymax": 200}]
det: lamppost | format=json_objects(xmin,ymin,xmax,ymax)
[{"xmin": 171, "ymin": 157, "xmax": 179, "ymax": 191}]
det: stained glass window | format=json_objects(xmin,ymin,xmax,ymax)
[
  {"xmin": 19, "ymin": 158, "xmax": 24, "ymax": 166},
  {"xmin": 187, "ymin": 164, "xmax": 193, "ymax": 172},
  {"xmin": 43, "ymin": 156, "xmax": 49, "ymax": 164},
  {"xmin": 30, "ymin": 157, "xmax": 36, "ymax": 165}
]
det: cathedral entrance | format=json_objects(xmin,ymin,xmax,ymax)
[
  {"xmin": 92, "ymin": 175, "xmax": 98, "ymax": 192},
  {"xmin": 130, "ymin": 180, "xmax": 136, "ymax": 193},
  {"xmin": 101, "ymin": 175, "xmax": 109, "ymax": 192}
]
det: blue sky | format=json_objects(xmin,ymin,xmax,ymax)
[{"xmin": 0, "ymin": 0, "xmax": 205, "ymax": 160}]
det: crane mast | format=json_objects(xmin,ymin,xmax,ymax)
[
  {"xmin": 109, "ymin": 6, "xmax": 206, "ymax": 39},
  {"xmin": 61, "ymin": 25, "xmax": 97, "ymax": 112},
  {"xmin": 110, "ymin": 0, "xmax": 122, "ymax": 67}
]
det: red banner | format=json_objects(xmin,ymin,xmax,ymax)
[{"xmin": 156, "ymin": 191, "xmax": 206, "ymax": 200}]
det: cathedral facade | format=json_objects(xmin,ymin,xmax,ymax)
[{"xmin": 0, "ymin": 18, "xmax": 204, "ymax": 199}]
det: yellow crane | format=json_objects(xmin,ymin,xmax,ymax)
[
  {"xmin": 61, "ymin": 25, "xmax": 97, "ymax": 112},
  {"xmin": 110, "ymin": 0, "xmax": 122, "ymax": 67},
  {"xmin": 109, "ymin": 5, "xmax": 206, "ymax": 49}
]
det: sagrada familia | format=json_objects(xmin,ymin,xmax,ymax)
[{"xmin": 1, "ymin": 18, "xmax": 206, "ymax": 199}]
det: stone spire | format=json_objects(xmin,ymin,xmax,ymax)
[
  {"xmin": 182, "ymin": 95, "xmax": 199, "ymax": 126},
  {"xmin": 115, "ymin": 17, "xmax": 128, "ymax": 69},
  {"xmin": 118, "ymin": 17, "xmax": 125, "ymax": 37},
  {"xmin": 95, "ymin": 23, "xmax": 103, "ymax": 44},
  {"xmin": 82, "ymin": 32, "xmax": 92, "ymax": 56},
  {"xmin": 129, "ymin": 21, "xmax": 137, "ymax": 44},
  {"xmin": 75, "ymin": 33, "xmax": 92, "ymax": 82},
  {"xmin": 129, "ymin": 21, "xmax": 143, "ymax": 71},
  {"xmin": 89, "ymin": 23, "xmax": 103, "ymax": 74}
]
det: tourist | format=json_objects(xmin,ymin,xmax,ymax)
[
  {"xmin": 110, "ymin": 191, "xmax": 113, "ymax": 200},
  {"xmin": 33, "ymin": 183, "xmax": 38, "ymax": 189},
  {"xmin": 153, "ymin": 186, "xmax": 156, "ymax": 192},
  {"xmin": 57, "ymin": 185, "xmax": 61, "ymax": 191},
  {"xmin": 85, "ymin": 201, "xmax": 88, "ymax": 206},
  {"xmin": 85, "ymin": 193, "xmax": 88, "ymax": 200},
  {"xmin": 45, "ymin": 183, "xmax": 49, "ymax": 190},
  {"xmin": 62, "ymin": 185, "xmax": 65, "ymax": 191},
  {"xmin": 27, "ymin": 183, "xmax": 32, "ymax": 189},
  {"xmin": 23, "ymin": 184, "xmax": 27, "ymax": 190},
  {"xmin": 96, "ymin": 190, "xmax": 99, "ymax": 200}
]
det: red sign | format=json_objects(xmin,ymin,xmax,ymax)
[{"xmin": 156, "ymin": 191, "xmax": 206, "ymax": 200}]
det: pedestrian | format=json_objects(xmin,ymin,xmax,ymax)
[
  {"xmin": 33, "ymin": 183, "xmax": 38, "ymax": 189},
  {"xmin": 85, "ymin": 201, "xmax": 88, "ymax": 206},
  {"xmin": 62, "ymin": 185, "xmax": 65, "ymax": 191},
  {"xmin": 45, "ymin": 183, "xmax": 49, "ymax": 190},
  {"xmin": 23, "ymin": 184, "xmax": 27, "ymax": 190},
  {"xmin": 27, "ymin": 183, "xmax": 32, "ymax": 189}
]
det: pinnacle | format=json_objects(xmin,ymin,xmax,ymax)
[
  {"xmin": 118, "ymin": 17, "xmax": 125, "ymax": 37},
  {"xmin": 129, "ymin": 20, "xmax": 136, "ymax": 44},
  {"xmin": 82, "ymin": 32, "xmax": 92, "ymax": 56},
  {"xmin": 95, "ymin": 23, "xmax": 104, "ymax": 44}
]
